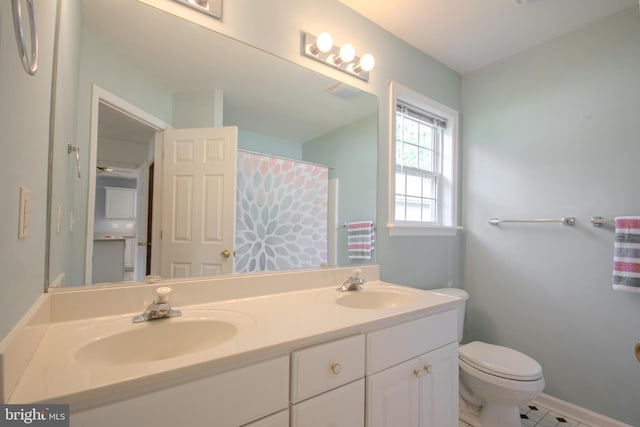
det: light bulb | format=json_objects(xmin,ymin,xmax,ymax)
[
  {"xmin": 359, "ymin": 53, "xmax": 375, "ymax": 72},
  {"xmin": 316, "ymin": 32, "xmax": 333, "ymax": 53},
  {"xmin": 339, "ymin": 44, "xmax": 356, "ymax": 63}
]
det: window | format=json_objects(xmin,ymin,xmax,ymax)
[{"xmin": 389, "ymin": 82, "xmax": 459, "ymax": 236}]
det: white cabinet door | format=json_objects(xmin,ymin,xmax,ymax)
[
  {"xmin": 124, "ymin": 237, "xmax": 135, "ymax": 269},
  {"xmin": 366, "ymin": 358, "xmax": 420, "ymax": 427},
  {"xmin": 367, "ymin": 342, "xmax": 458, "ymax": 427},
  {"xmin": 292, "ymin": 379, "xmax": 364, "ymax": 427},
  {"xmin": 105, "ymin": 187, "xmax": 136, "ymax": 219},
  {"xmin": 419, "ymin": 342, "xmax": 458, "ymax": 427}
]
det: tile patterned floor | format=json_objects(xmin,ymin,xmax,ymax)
[{"xmin": 458, "ymin": 401, "xmax": 593, "ymax": 427}]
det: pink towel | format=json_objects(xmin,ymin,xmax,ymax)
[
  {"xmin": 613, "ymin": 216, "xmax": 640, "ymax": 293},
  {"xmin": 347, "ymin": 221, "xmax": 375, "ymax": 260}
]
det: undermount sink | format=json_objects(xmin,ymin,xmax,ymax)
[
  {"xmin": 335, "ymin": 289, "xmax": 416, "ymax": 309},
  {"xmin": 75, "ymin": 318, "xmax": 238, "ymax": 366}
]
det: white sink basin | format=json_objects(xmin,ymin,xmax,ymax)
[
  {"xmin": 335, "ymin": 289, "xmax": 416, "ymax": 309},
  {"xmin": 75, "ymin": 318, "xmax": 238, "ymax": 365}
]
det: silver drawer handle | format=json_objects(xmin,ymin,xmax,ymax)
[
  {"xmin": 12, "ymin": 0, "xmax": 39, "ymax": 75},
  {"xmin": 330, "ymin": 363, "xmax": 342, "ymax": 375}
]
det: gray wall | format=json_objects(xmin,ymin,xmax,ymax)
[{"xmin": 462, "ymin": 8, "xmax": 640, "ymax": 425}]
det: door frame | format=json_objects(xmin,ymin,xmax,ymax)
[{"xmin": 84, "ymin": 85, "xmax": 171, "ymax": 284}]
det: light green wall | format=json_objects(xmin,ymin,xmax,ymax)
[
  {"xmin": 68, "ymin": 27, "xmax": 173, "ymax": 284},
  {"xmin": 48, "ymin": 0, "xmax": 82, "ymax": 287},
  {"xmin": 0, "ymin": 0, "xmax": 462, "ymax": 344},
  {"xmin": 172, "ymin": 0, "xmax": 463, "ymax": 289},
  {"xmin": 303, "ymin": 114, "xmax": 377, "ymax": 266},
  {"xmin": 0, "ymin": 0, "xmax": 58, "ymax": 339},
  {"xmin": 462, "ymin": 8, "xmax": 640, "ymax": 425},
  {"xmin": 238, "ymin": 129, "xmax": 303, "ymax": 160}
]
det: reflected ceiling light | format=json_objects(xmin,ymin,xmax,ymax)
[
  {"xmin": 302, "ymin": 31, "xmax": 375, "ymax": 82},
  {"xmin": 172, "ymin": 0, "xmax": 222, "ymax": 19}
]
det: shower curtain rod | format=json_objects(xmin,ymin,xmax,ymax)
[{"xmin": 238, "ymin": 149, "xmax": 334, "ymax": 170}]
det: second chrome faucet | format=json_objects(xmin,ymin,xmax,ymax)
[{"xmin": 337, "ymin": 268, "xmax": 366, "ymax": 292}]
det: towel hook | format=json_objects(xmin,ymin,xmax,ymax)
[
  {"xmin": 12, "ymin": 0, "xmax": 39, "ymax": 76},
  {"xmin": 68, "ymin": 144, "xmax": 81, "ymax": 179}
]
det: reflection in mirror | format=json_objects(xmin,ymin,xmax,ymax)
[{"xmin": 48, "ymin": 0, "xmax": 378, "ymax": 289}]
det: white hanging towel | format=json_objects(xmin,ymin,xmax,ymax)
[
  {"xmin": 347, "ymin": 221, "xmax": 375, "ymax": 260},
  {"xmin": 612, "ymin": 216, "xmax": 640, "ymax": 293}
]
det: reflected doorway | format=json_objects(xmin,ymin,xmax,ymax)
[{"xmin": 86, "ymin": 86, "xmax": 170, "ymax": 284}]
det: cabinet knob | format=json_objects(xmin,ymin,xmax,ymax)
[
  {"xmin": 423, "ymin": 364, "xmax": 432, "ymax": 374},
  {"xmin": 330, "ymin": 363, "xmax": 342, "ymax": 375},
  {"xmin": 413, "ymin": 368, "xmax": 422, "ymax": 378}
]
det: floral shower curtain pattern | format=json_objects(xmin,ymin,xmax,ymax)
[{"xmin": 235, "ymin": 151, "xmax": 328, "ymax": 273}]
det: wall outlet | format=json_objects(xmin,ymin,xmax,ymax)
[{"xmin": 18, "ymin": 186, "xmax": 30, "ymax": 239}]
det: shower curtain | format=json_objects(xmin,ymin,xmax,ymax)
[{"xmin": 235, "ymin": 151, "xmax": 328, "ymax": 273}]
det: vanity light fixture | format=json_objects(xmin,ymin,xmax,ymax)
[{"xmin": 302, "ymin": 32, "xmax": 375, "ymax": 82}]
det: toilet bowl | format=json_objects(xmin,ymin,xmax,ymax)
[{"xmin": 431, "ymin": 288, "xmax": 545, "ymax": 427}]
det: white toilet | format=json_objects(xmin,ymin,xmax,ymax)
[{"xmin": 432, "ymin": 288, "xmax": 545, "ymax": 427}]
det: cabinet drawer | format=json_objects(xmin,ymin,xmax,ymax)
[
  {"xmin": 291, "ymin": 334, "xmax": 365, "ymax": 403},
  {"xmin": 291, "ymin": 379, "xmax": 364, "ymax": 427},
  {"xmin": 72, "ymin": 356, "xmax": 289, "ymax": 427},
  {"xmin": 366, "ymin": 309, "xmax": 457, "ymax": 374},
  {"xmin": 242, "ymin": 409, "xmax": 289, "ymax": 427}
]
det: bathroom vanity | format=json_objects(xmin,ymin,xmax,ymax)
[{"xmin": 0, "ymin": 266, "xmax": 460, "ymax": 426}]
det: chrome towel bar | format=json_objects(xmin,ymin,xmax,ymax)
[
  {"xmin": 488, "ymin": 217, "xmax": 576, "ymax": 226},
  {"xmin": 590, "ymin": 216, "xmax": 615, "ymax": 227}
]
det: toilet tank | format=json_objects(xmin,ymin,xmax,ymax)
[{"xmin": 430, "ymin": 288, "xmax": 468, "ymax": 342}]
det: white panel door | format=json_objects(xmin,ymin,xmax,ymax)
[{"xmin": 160, "ymin": 127, "xmax": 237, "ymax": 277}]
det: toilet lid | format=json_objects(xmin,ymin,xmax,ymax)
[{"xmin": 459, "ymin": 341, "xmax": 542, "ymax": 381}]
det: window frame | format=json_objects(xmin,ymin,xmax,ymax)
[{"xmin": 388, "ymin": 81, "xmax": 460, "ymax": 237}]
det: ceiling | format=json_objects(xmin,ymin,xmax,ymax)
[{"xmin": 337, "ymin": 0, "xmax": 638, "ymax": 74}]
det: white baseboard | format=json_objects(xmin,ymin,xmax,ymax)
[{"xmin": 534, "ymin": 393, "xmax": 632, "ymax": 427}]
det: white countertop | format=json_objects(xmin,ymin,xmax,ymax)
[{"xmin": 6, "ymin": 280, "xmax": 457, "ymax": 410}]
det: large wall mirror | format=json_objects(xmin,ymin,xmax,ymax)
[{"xmin": 47, "ymin": 0, "xmax": 378, "ymax": 289}]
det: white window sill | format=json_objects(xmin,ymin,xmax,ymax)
[{"xmin": 387, "ymin": 223, "xmax": 462, "ymax": 237}]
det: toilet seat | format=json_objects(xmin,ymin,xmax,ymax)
[{"xmin": 459, "ymin": 341, "xmax": 542, "ymax": 381}]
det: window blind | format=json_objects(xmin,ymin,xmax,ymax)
[{"xmin": 396, "ymin": 100, "xmax": 448, "ymax": 129}]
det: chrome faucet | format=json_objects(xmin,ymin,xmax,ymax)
[
  {"xmin": 337, "ymin": 268, "xmax": 366, "ymax": 292},
  {"xmin": 133, "ymin": 287, "xmax": 182, "ymax": 323}
]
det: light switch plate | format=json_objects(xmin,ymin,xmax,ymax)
[{"xmin": 18, "ymin": 186, "xmax": 30, "ymax": 239}]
